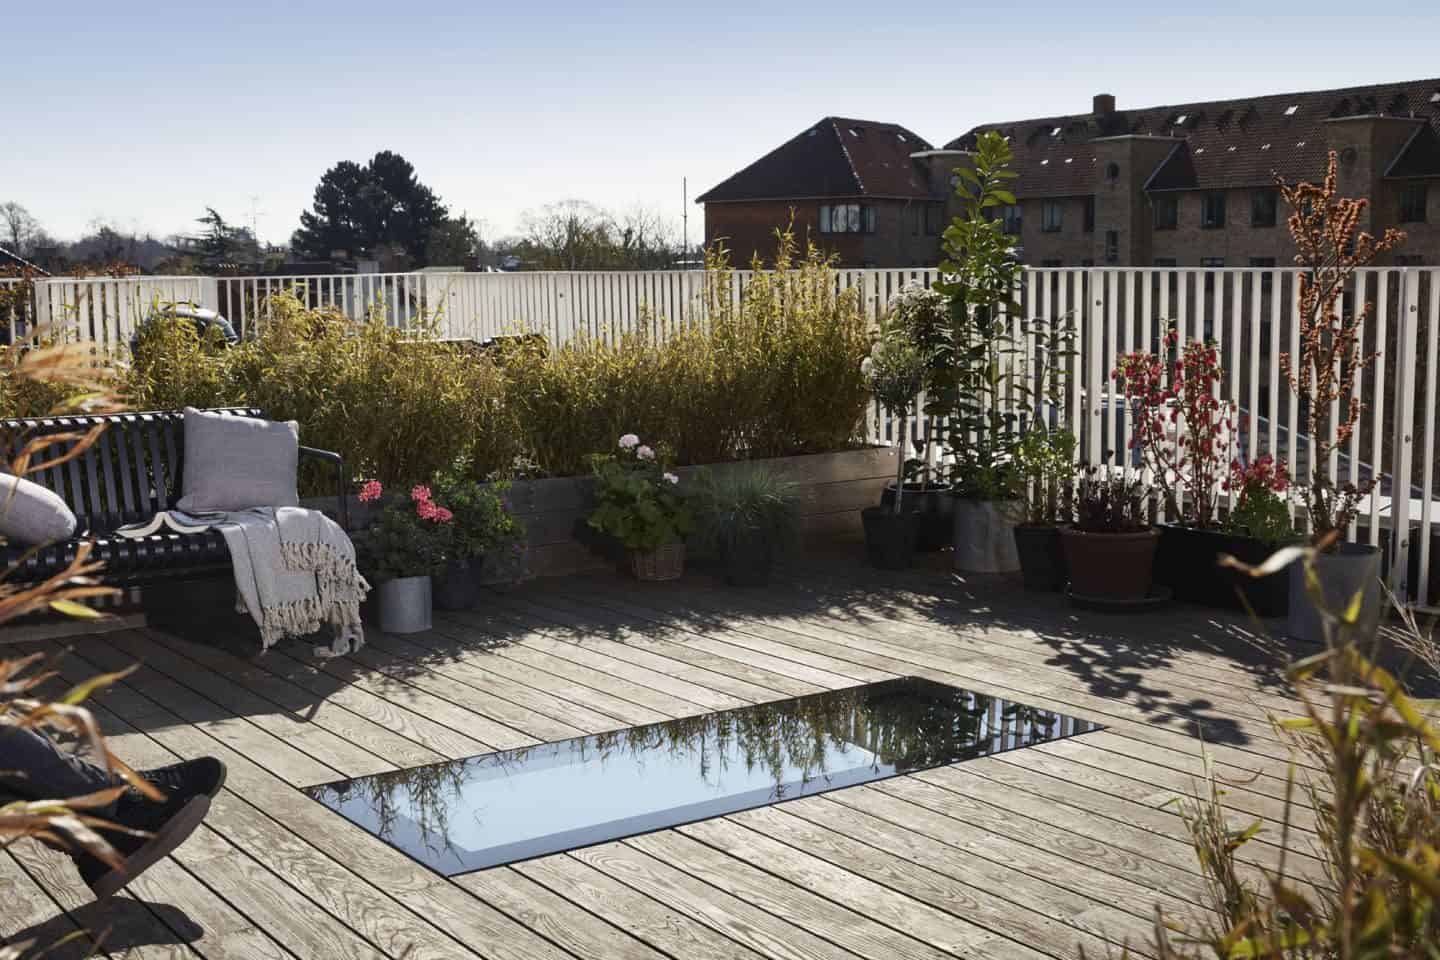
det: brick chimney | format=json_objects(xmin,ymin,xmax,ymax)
[{"xmin": 1093, "ymin": 93, "xmax": 1116, "ymax": 115}]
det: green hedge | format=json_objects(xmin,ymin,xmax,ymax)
[{"xmin": 4, "ymin": 236, "xmax": 871, "ymax": 487}]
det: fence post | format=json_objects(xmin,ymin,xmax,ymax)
[{"xmin": 1390, "ymin": 268, "xmax": 1419, "ymax": 601}]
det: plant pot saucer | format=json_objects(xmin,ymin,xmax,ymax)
[{"xmin": 1066, "ymin": 585, "xmax": 1173, "ymax": 613}]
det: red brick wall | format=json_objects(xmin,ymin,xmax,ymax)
[{"xmin": 702, "ymin": 199, "xmax": 943, "ymax": 267}]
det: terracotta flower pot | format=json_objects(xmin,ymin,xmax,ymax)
[{"xmin": 1060, "ymin": 527, "xmax": 1159, "ymax": 602}]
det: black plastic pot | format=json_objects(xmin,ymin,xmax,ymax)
[
  {"xmin": 433, "ymin": 558, "xmax": 486, "ymax": 611},
  {"xmin": 1153, "ymin": 523, "xmax": 1290, "ymax": 616},
  {"xmin": 862, "ymin": 506, "xmax": 918, "ymax": 570},
  {"xmin": 880, "ymin": 482, "xmax": 954, "ymax": 553},
  {"xmin": 722, "ymin": 536, "xmax": 776, "ymax": 587},
  {"xmin": 1013, "ymin": 525, "xmax": 1065, "ymax": 591}
]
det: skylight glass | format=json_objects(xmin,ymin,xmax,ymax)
[{"xmin": 1284, "ymin": 104, "xmax": 1299, "ymax": 116}]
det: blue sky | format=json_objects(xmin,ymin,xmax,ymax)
[{"xmin": 7, "ymin": 0, "xmax": 1439, "ymax": 247}]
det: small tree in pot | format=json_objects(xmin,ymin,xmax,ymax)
[
  {"xmin": 1114, "ymin": 329, "xmax": 1280, "ymax": 610},
  {"xmin": 691, "ymin": 465, "xmax": 801, "ymax": 587},
  {"xmin": 878, "ymin": 282, "xmax": 955, "ymax": 551},
  {"xmin": 1061, "ymin": 461, "xmax": 1159, "ymax": 604},
  {"xmin": 1276, "ymin": 153, "xmax": 1405, "ymax": 640},
  {"xmin": 861, "ymin": 331, "xmax": 926, "ymax": 569},
  {"xmin": 932, "ymin": 130, "xmax": 1026, "ymax": 574}
]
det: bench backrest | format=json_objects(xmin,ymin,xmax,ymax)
[{"xmin": 0, "ymin": 407, "xmax": 262, "ymax": 531}]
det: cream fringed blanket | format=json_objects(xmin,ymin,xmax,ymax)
[{"xmin": 175, "ymin": 506, "xmax": 370, "ymax": 656}]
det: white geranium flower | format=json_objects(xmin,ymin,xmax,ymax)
[
  {"xmin": 618, "ymin": 433, "xmax": 640, "ymax": 450},
  {"xmin": 663, "ymin": 472, "xmax": 679, "ymax": 484},
  {"xmin": 636, "ymin": 445, "xmax": 656, "ymax": 460},
  {"xmin": 860, "ymin": 357, "xmax": 875, "ymax": 378}
]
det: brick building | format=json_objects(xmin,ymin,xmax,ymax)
[{"xmin": 700, "ymin": 78, "xmax": 1440, "ymax": 267}]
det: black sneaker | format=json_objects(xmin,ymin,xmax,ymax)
[
  {"xmin": 77, "ymin": 794, "xmax": 211, "ymax": 900},
  {"xmin": 123, "ymin": 758, "xmax": 228, "ymax": 825}
]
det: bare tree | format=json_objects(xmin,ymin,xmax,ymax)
[
  {"xmin": 0, "ymin": 201, "xmax": 40, "ymax": 255},
  {"xmin": 514, "ymin": 200, "xmax": 680, "ymax": 270}
]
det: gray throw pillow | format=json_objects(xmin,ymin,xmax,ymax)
[
  {"xmin": 175, "ymin": 408, "xmax": 301, "ymax": 513},
  {"xmin": 0, "ymin": 472, "xmax": 78, "ymax": 546}
]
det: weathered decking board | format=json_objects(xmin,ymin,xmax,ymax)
[{"xmin": 3, "ymin": 556, "xmax": 1326, "ymax": 960}]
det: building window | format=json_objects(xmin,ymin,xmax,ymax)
[
  {"xmin": 1251, "ymin": 188, "xmax": 1278, "ymax": 228},
  {"xmin": 1248, "ymin": 257, "xmax": 1277, "ymax": 268},
  {"xmin": 1080, "ymin": 258, "xmax": 1095, "ymax": 267},
  {"xmin": 1083, "ymin": 196, "xmax": 1096, "ymax": 233},
  {"xmin": 819, "ymin": 204, "xmax": 875, "ymax": 234},
  {"xmin": 1400, "ymin": 184, "xmax": 1428, "ymax": 224},
  {"xmin": 1040, "ymin": 258, "xmax": 1063, "ymax": 268},
  {"xmin": 1201, "ymin": 192, "xmax": 1227, "ymax": 229},
  {"xmin": 1041, "ymin": 201, "xmax": 1063, "ymax": 233},
  {"xmin": 1201, "ymin": 257, "xmax": 1225, "ymax": 267},
  {"xmin": 1395, "ymin": 254, "xmax": 1425, "ymax": 266},
  {"xmin": 1104, "ymin": 230, "xmax": 1119, "ymax": 264},
  {"xmin": 1000, "ymin": 204, "xmax": 1023, "ymax": 236},
  {"xmin": 1153, "ymin": 257, "xmax": 1178, "ymax": 267},
  {"xmin": 1153, "ymin": 194, "xmax": 1178, "ymax": 230},
  {"xmin": 1104, "ymin": 162, "xmax": 1120, "ymax": 182}
]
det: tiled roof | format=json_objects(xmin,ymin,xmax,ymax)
[
  {"xmin": 946, "ymin": 78, "xmax": 1440, "ymax": 196},
  {"xmin": 697, "ymin": 117, "xmax": 934, "ymax": 203}
]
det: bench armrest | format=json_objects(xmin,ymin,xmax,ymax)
[{"xmin": 299, "ymin": 446, "xmax": 350, "ymax": 530}]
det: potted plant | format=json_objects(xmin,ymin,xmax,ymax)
[
  {"xmin": 587, "ymin": 434, "xmax": 693, "ymax": 581},
  {"xmin": 691, "ymin": 465, "xmax": 801, "ymax": 586},
  {"xmin": 1218, "ymin": 455, "xmax": 1298, "ymax": 616},
  {"xmin": 876, "ymin": 282, "xmax": 954, "ymax": 552},
  {"xmin": 356, "ymin": 480, "xmax": 454, "ymax": 633},
  {"xmin": 1061, "ymin": 462, "xmax": 1159, "ymax": 603},
  {"xmin": 860, "ymin": 329, "xmax": 926, "ymax": 569},
  {"xmin": 1012, "ymin": 425, "xmax": 1076, "ymax": 591},
  {"xmin": 1275, "ymin": 153, "xmax": 1406, "ymax": 642},
  {"xmin": 1115, "ymin": 329, "xmax": 1247, "ymax": 608},
  {"xmin": 430, "ymin": 465, "xmax": 526, "ymax": 610},
  {"xmin": 932, "ymin": 130, "xmax": 1026, "ymax": 573}
]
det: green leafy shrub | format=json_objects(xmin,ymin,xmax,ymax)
[
  {"xmin": 432, "ymin": 465, "xmax": 525, "ymax": 561},
  {"xmin": 587, "ymin": 435, "xmax": 692, "ymax": 550},
  {"xmin": 492, "ymin": 230, "xmax": 869, "ymax": 477},
  {"xmin": 119, "ymin": 235, "xmax": 870, "ymax": 486}
]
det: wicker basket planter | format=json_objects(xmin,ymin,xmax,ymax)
[{"xmin": 630, "ymin": 542, "xmax": 686, "ymax": 581}]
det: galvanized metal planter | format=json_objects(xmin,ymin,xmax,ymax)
[{"xmin": 376, "ymin": 575, "xmax": 433, "ymax": 634}]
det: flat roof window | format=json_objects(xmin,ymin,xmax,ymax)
[
  {"xmin": 1175, "ymin": 114, "xmax": 1188, "ymax": 124},
  {"xmin": 1284, "ymin": 104, "xmax": 1299, "ymax": 116},
  {"xmin": 1051, "ymin": 126, "xmax": 1062, "ymax": 136},
  {"xmin": 1261, "ymin": 143, "xmax": 1272, "ymax": 150},
  {"xmin": 1228, "ymin": 145, "xmax": 1238, "ymax": 152},
  {"xmin": 895, "ymin": 132, "xmax": 906, "ymax": 142},
  {"xmin": 1040, "ymin": 159, "xmax": 1050, "ymax": 165},
  {"xmin": 1064, "ymin": 157, "xmax": 1073, "ymax": 163},
  {"xmin": 1195, "ymin": 147, "xmax": 1206, "ymax": 154}
]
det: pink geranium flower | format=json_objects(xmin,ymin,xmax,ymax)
[
  {"xmin": 410, "ymin": 484, "xmax": 432, "ymax": 504},
  {"xmin": 358, "ymin": 479, "xmax": 383, "ymax": 502}
]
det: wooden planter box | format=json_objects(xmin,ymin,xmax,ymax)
[{"xmin": 312, "ymin": 447, "xmax": 896, "ymax": 581}]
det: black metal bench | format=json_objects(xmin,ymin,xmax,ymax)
[{"xmin": 0, "ymin": 408, "xmax": 348, "ymax": 603}]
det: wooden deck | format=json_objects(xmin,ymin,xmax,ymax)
[{"xmin": 3, "ymin": 555, "xmax": 1326, "ymax": 960}]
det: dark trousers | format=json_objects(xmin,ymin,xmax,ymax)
[{"xmin": 0, "ymin": 724, "xmax": 119, "ymax": 816}]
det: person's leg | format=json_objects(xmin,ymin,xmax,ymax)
[
  {"xmin": 0, "ymin": 725, "xmax": 119, "ymax": 815},
  {"xmin": 2, "ymin": 724, "xmax": 227, "ymax": 901}
]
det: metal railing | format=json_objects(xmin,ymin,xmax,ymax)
[{"xmin": 12, "ymin": 265, "xmax": 1440, "ymax": 608}]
